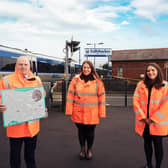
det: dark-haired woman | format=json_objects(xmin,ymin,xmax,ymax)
[
  {"xmin": 133, "ymin": 63, "xmax": 168, "ymax": 168},
  {"xmin": 66, "ymin": 60, "xmax": 106, "ymax": 160}
]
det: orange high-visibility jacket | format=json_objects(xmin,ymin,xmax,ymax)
[
  {"xmin": 0, "ymin": 69, "xmax": 42, "ymax": 138},
  {"xmin": 133, "ymin": 80, "xmax": 168, "ymax": 136},
  {"xmin": 66, "ymin": 74, "xmax": 106, "ymax": 124}
]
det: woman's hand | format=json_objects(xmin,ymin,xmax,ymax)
[
  {"xmin": 0, "ymin": 104, "xmax": 6, "ymax": 112},
  {"xmin": 145, "ymin": 118, "xmax": 154, "ymax": 125},
  {"xmin": 45, "ymin": 108, "xmax": 48, "ymax": 118},
  {"xmin": 140, "ymin": 118, "xmax": 154, "ymax": 125}
]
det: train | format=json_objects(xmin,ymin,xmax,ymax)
[{"xmin": 0, "ymin": 44, "xmax": 111, "ymax": 82}]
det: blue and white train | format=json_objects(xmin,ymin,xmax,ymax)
[
  {"xmin": 0, "ymin": 45, "xmax": 69, "ymax": 82},
  {"xmin": 0, "ymin": 44, "xmax": 111, "ymax": 82}
]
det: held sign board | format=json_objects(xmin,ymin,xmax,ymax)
[{"xmin": 84, "ymin": 48, "xmax": 112, "ymax": 57}]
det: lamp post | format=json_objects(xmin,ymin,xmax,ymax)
[{"xmin": 86, "ymin": 42, "xmax": 104, "ymax": 67}]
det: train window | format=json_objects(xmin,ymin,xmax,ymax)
[
  {"xmin": 0, "ymin": 56, "xmax": 16, "ymax": 72},
  {"xmin": 37, "ymin": 57, "xmax": 64, "ymax": 73},
  {"xmin": 74, "ymin": 64, "xmax": 81, "ymax": 73}
]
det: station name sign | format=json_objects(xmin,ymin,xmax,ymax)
[{"xmin": 84, "ymin": 48, "xmax": 112, "ymax": 57}]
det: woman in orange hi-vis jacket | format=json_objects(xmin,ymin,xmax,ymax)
[
  {"xmin": 66, "ymin": 60, "xmax": 106, "ymax": 160},
  {"xmin": 0, "ymin": 56, "xmax": 45, "ymax": 168},
  {"xmin": 133, "ymin": 63, "xmax": 168, "ymax": 168}
]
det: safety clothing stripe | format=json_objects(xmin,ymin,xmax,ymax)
[
  {"xmin": 150, "ymin": 100, "xmax": 161, "ymax": 104},
  {"xmin": 68, "ymin": 90, "xmax": 105, "ymax": 97},
  {"xmin": 68, "ymin": 90, "xmax": 97, "ymax": 96},
  {"xmin": 163, "ymin": 96, "xmax": 168, "ymax": 101},
  {"xmin": 74, "ymin": 77, "xmax": 78, "ymax": 95},
  {"xmin": 67, "ymin": 99, "xmax": 73, "ymax": 103},
  {"xmin": 76, "ymin": 92, "xmax": 98, "ymax": 96},
  {"xmin": 135, "ymin": 109, "xmax": 143, "ymax": 115},
  {"xmin": 155, "ymin": 111, "xmax": 165, "ymax": 119},
  {"xmin": 98, "ymin": 92, "xmax": 105, "ymax": 96},
  {"xmin": 152, "ymin": 121, "xmax": 168, "ymax": 126},
  {"xmin": 3, "ymin": 76, "xmax": 10, "ymax": 89},
  {"xmin": 36, "ymin": 76, "xmax": 41, "ymax": 85},
  {"xmin": 135, "ymin": 119, "xmax": 143, "ymax": 125},
  {"xmin": 99, "ymin": 102, "xmax": 106, "ymax": 105},
  {"xmin": 67, "ymin": 99, "xmax": 105, "ymax": 106},
  {"xmin": 134, "ymin": 93, "xmax": 139, "ymax": 97},
  {"xmin": 140, "ymin": 101, "xmax": 145, "ymax": 105},
  {"xmin": 137, "ymin": 82, "xmax": 141, "ymax": 89},
  {"xmin": 96, "ymin": 81, "xmax": 98, "ymax": 92},
  {"xmin": 68, "ymin": 90, "xmax": 75, "ymax": 94}
]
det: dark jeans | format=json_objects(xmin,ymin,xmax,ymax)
[
  {"xmin": 9, "ymin": 135, "xmax": 37, "ymax": 168},
  {"xmin": 75, "ymin": 123, "xmax": 96, "ymax": 149},
  {"xmin": 143, "ymin": 125, "xmax": 163, "ymax": 168}
]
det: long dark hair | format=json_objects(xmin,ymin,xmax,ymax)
[
  {"xmin": 144, "ymin": 63, "xmax": 164, "ymax": 89},
  {"xmin": 80, "ymin": 60, "xmax": 99, "ymax": 79}
]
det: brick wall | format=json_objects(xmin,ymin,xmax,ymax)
[{"xmin": 112, "ymin": 61, "xmax": 167, "ymax": 79}]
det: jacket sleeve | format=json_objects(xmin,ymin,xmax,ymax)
[
  {"xmin": 150, "ymin": 84, "xmax": 168, "ymax": 124},
  {"xmin": 133, "ymin": 81, "xmax": 146, "ymax": 121},
  {"xmin": 65, "ymin": 78, "xmax": 76, "ymax": 115},
  {"xmin": 97, "ymin": 80, "xmax": 106, "ymax": 118}
]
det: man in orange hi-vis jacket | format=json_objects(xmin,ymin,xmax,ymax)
[{"xmin": 0, "ymin": 56, "xmax": 45, "ymax": 168}]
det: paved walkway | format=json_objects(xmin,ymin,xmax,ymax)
[{"xmin": 0, "ymin": 106, "xmax": 168, "ymax": 168}]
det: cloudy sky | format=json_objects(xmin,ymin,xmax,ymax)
[{"xmin": 0, "ymin": 0, "xmax": 168, "ymax": 67}]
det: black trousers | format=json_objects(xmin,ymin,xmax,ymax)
[
  {"xmin": 9, "ymin": 135, "xmax": 37, "ymax": 168},
  {"xmin": 143, "ymin": 125, "xmax": 163, "ymax": 168},
  {"xmin": 75, "ymin": 123, "xmax": 96, "ymax": 149}
]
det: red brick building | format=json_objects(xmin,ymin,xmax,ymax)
[{"xmin": 111, "ymin": 48, "xmax": 168, "ymax": 80}]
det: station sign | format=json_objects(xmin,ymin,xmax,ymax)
[{"xmin": 84, "ymin": 48, "xmax": 112, "ymax": 57}]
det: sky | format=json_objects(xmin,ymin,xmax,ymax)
[{"xmin": 0, "ymin": 0, "xmax": 168, "ymax": 67}]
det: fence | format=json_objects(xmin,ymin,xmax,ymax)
[{"xmin": 45, "ymin": 78, "xmax": 138, "ymax": 112}]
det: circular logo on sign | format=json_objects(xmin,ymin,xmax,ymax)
[{"xmin": 32, "ymin": 89, "xmax": 42, "ymax": 102}]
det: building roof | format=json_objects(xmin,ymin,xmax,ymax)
[{"xmin": 111, "ymin": 48, "xmax": 168, "ymax": 61}]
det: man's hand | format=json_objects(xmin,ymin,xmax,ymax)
[{"xmin": 0, "ymin": 104, "xmax": 6, "ymax": 112}]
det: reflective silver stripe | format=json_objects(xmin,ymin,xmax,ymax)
[
  {"xmin": 68, "ymin": 90, "xmax": 75, "ymax": 94},
  {"xmin": 152, "ymin": 121, "xmax": 168, "ymax": 126},
  {"xmin": 135, "ymin": 109, "xmax": 143, "ymax": 115},
  {"xmin": 140, "ymin": 101, "xmax": 145, "ymax": 105},
  {"xmin": 155, "ymin": 111, "xmax": 165, "ymax": 119},
  {"xmin": 73, "ymin": 101, "xmax": 99, "ymax": 106},
  {"xmin": 67, "ymin": 99, "xmax": 101, "ymax": 106},
  {"xmin": 77, "ymin": 92, "xmax": 98, "ymax": 96},
  {"xmin": 137, "ymin": 82, "xmax": 141, "ymax": 89},
  {"xmin": 98, "ymin": 92, "xmax": 105, "ymax": 96},
  {"xmin": 67, "ymin": 99, "xmax": 74, "ymax": 103},
  {"xmin": 74, "ymin": 77, "xmax": 78, "ymax": 95},
  {"xmin": 99, "ymin": 102, "xmax": 106, "ymax": 105},
  {"xmin": 68, "ymin": 90, "xmax": 99, "ymax": 96},
  {"xmin": 150, "ymin": 100, "xmax": 161, "ymax": 104},
  {"xmin": 36, "ymin": 76, "xmax": 41, "ymax": 85},
  {"xmin": 3, "ymin": 76, "xmax": 10, "ymax": 89},
  {"xmin": 135, "ymin": 119, "xmax": 143, "ymax": 125},
  {"xmin": 134, "ymin": 93, "xmax": 139, "ymax": 97},
  {"xmin": 163, "ymin": 96, "xmax": 168, "ymax": 101},
  {"xmin": 96, "ymin": 81, "xmax": 98, "ymax": 95}
]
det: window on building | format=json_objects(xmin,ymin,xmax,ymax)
[{"xmin": 117, "ymin": 66, "xmax": 123, "ymax": 77}]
